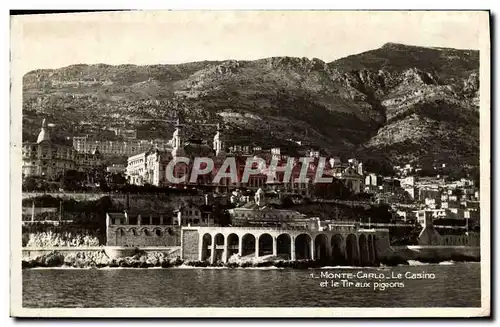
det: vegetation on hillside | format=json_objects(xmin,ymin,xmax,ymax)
[{"xmin": 23, "ymin": 43, "xmax": 479, "ymax": 171}]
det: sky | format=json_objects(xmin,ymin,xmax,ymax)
[{"xmin": 11, "ymin": 11, "xmax": 486, "ymax": 74}]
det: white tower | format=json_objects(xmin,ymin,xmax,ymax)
[
  {"xmin": 213, "ymin": 123, "xmax": 226, "ymax": 156},
  {"xmin": 357, "ymin": 162, "xmax": 363, "ymax": 175},
  {"xmin": 36, "ymin": 118, "xmax": 51, "ymax": 143},
  {"xmin": 254, "ymin": 188, "xmax": 266, "ymax": 207},
  {"xmin": 171, "ymin": 119, "xmax": 185, "ymax": 157}
]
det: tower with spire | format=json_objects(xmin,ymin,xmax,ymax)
[{"xmin": 171, "ymin": 118, "xmax": 185, "ymax": 157}]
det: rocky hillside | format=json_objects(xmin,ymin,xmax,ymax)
[{"xmin": 22, "ymin": 43, "xmax": 479, "ymax": 168}]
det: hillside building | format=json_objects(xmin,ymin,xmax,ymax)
[
  {"xmin": 73, "ymin": 135, "xmax": 171, "ymax": 157},
  {"xmin": 22, "ymin": 119, "xmax": 103, "ymax": 180},
  {"xmin": 124, "ymin": 120, "xmax": 365, "ymax": 194},
  {"xmin": 228, "ymin": 188, "xmax": 319, "ymax": 229}
]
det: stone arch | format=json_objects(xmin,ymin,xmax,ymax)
[
  {"xmin": 258, "ymin": 233, "xmax": 273, "ymax": 257},
  {"xmin": 165, "ymin": 227, "xmax": 176, "ymax": 236},
  {"xmin": 129, "ymin": 227, "xmax": 138, "ymax": 236},
  {"xmin": 331, "ymin": 234, "xmax": 345, "ymax": 265},
  {"xmin": 226, "ymin": 233, "xmax": 239, "ymax": 260},
  {"xmin": 277, "ymin": 233, "xmax": 291, "ymax": 260},
  {"xmin": 201, "ymin": 233, "xmax": 212, "ymax": 261},
  {"xmin": 213, "ymin": 233, "xmax": 225, "ymax": 263},
  {"xmin": 141, "ymin": 228, "xmax": 152, "ymax": 236},
  {"xmin": 359, "ymin": 234, "xmax": 369, "ymax": 266},
  {"xmin": 242, "ymin": 233, "xmax": 256, "ymax": 257},
  {"xmin": 154, "ymin": 227, "xmax": 163, "ymax": 237},
  {"xmin": 314, "ymin": 234, "xmax": 329, "ymax": 262},
  {"xmin": 346, "ymin": 234, "xmax": 358, "ymax": 266},
  {"xmin": 295, "ymin": 233, "xmax": 312, "ymax": 260}
]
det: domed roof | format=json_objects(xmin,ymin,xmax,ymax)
[{"xmin": 36, "ymin": 119, "xmax": 51, "ymax": 143}]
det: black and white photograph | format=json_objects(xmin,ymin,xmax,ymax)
[{"xmin": 9, "ymin": 10, "xmax": 491, "ymax": 317}]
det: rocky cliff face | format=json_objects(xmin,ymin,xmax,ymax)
[{"xmin": 22, "ymin": 43, "xmax": 479, "ymax": 167}]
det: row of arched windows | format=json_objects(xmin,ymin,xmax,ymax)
[
  {"xmin": 442, "ymin": 236, "xmax": 470, "ymax": 245},
  {"xmin": 116, "ymin": 227, "xmax": 176, "ymax": 237}
]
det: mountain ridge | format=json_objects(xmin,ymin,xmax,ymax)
[{"xmin": 22, "ymin": 43, "xmax": 480, "ymax": 171}]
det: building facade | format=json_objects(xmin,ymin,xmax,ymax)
[
  {"xmin": 180, "ymin": 225, "xmax": 388, "ymax": 265},
  {"xmin": 73, "ymin": 135, "xmax": 171, "ymax": 157},
  {"xmin": 124, "ymin": 121, "xmax": 365, "ymax": 195},
  {"xmin": 106, "ymin": 212, "xmax": 181, "ymax": 247},
  {"xmin": 228, "ymin": 188, "xmax": 316, "ymax": 228},
  {"xmin": 22, "ymin": 119, "xmax": 102, "ymax": 180}
]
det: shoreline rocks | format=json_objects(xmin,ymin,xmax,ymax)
[{"xmin": 21, "ymin": 250, "xmax": 480, "ymax": 270}]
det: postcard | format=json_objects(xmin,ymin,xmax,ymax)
[{"xmin": 10, "ymin": 10, "xmax": 490, "ymax": 317}]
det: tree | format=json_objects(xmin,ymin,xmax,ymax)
[
  {"xmin": 348, "ymin": 192, "xmax": 374, "ymax": 201},
  {"xmin": 59, "ymin": 170, "xmax": 82, "ymax": 191},
  {"xmin": 443, "ymin": 165, "xmax": 468, "ymax": 181},
  {"xmin": 280, "ymin": 196, "xmax": 294, "ymax": 208},
  {"xmin": 311, "ymin": 179, "xmax": 353, "ymax": 200},
  {"xmin": 106, "ymin": 173, "xmax": 127, "ymax": 188},
  {"xmin": 365, "ymin": 204, "xmax": 393, "ymax": 224},
  {"xmin": 22, "ymin": 176, "xmax": 38, "ymax": 192},
  {"xmin": 212, "ymin": 203, "xmax": 232, "ymax": 226}
]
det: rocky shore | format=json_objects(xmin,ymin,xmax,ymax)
[
  {"xmin": 21, "ymin": 249, "xmax": 479, "ymax": 270},
  {"xmin": 22, "ymin": 250, "xmax": 181, "ymax": 269},
  {"xmin": 381, "ymin": 245, "xmax": 480, "ymax": 265}
]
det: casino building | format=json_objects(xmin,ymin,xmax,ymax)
[{"xmin": 125, "ymin": 120, "xmax": 365, "ymax": 194}]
